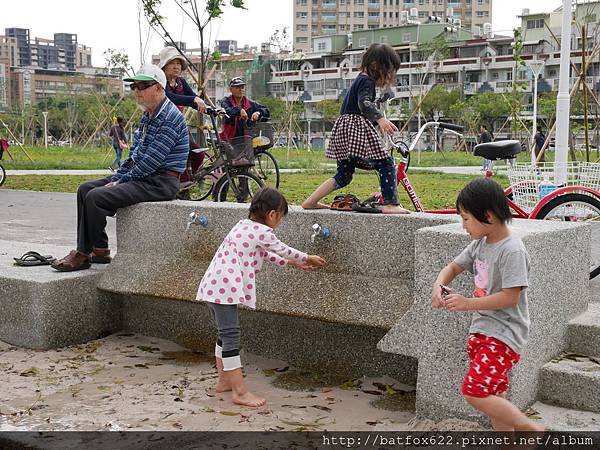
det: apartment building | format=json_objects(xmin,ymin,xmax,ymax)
[
  {"xmin": 274, "ymin": 2, "xmax": 599, "ymax": 144},
  {"xmin": 293, "ymin": 0, "xmax": 493, "ymax": 53},
  {"xmin": 0, "ymin": 28, "xmax": 119, "ymax": 110}
]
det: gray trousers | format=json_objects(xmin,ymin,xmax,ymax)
[
  {"xmin": 76, "ymin": 174, "xmax": 179, "ymax": 253},
  {"xmin": 206, "ymin": 302, "xmax": 242, "ymax": 371}
]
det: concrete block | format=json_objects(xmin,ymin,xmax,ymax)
[
  {"xmin": 539, "ymin": 359, "xmax": 600, "ymax": 412},
  {"xmin": 0, "ymin": 240, "xmax": 120, "ymax": 349},
  {"xmin": 568, "ymin": 304, "xmax": 600, "ymax": 357},
  {"xmin": 379, "ymin": 220, "xmax": 591, "ymax": 421}
]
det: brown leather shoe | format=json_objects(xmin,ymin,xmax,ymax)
[
  {"xmin": 90, "ymin": 248, "xmax": 112, "ymax": 264},
  {"xmin": 51, "ymin": 250, "xmax": 91, "ymax": 272}
]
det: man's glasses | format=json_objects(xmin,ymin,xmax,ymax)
[{"xmin": 129, "ymin": 81, "xmax": 158, "ymax": 91}]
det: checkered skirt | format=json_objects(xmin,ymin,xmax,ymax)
[{"xmin": 326, "ymin": 114, "xmax": 387, "ymax": 161}]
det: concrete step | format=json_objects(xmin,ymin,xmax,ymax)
[
  {"xmin": 568, "ymin": 303, "xmax": 600, "ymax": 357},
  {"xmin": 538, "ymin": 356, "xmax": 600, "ymax": 412},
  {"xmin": 530, "ymin": 401, "xmax": 600, "ymax": 431}
]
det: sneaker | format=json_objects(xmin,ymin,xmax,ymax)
[{"xmin": 108, "ymin": 166, "xmax": 115, "ymax": 173}]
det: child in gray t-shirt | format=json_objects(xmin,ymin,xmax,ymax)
[{"xmin": 431, "ymin": 178, "xmax": 544, "ymax": 432}]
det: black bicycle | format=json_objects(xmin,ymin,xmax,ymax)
[
  {"xmin": 246, "ymin": 121, "xmax": 280, "ymax": 189},
  {"xmin": 0, "ymin": 145, "xmax": 6, "ymax": 187},
  {"xmin": 181, "ymin": 107, "xmax": 265, "ymax": 203}
]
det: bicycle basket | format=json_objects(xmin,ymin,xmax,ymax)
[
  {"xmin": 508, "ymin": 162, "xmax": 600, "ymax": 212},
  {"xmin": 248, "ymin": 123, "xmax": 275, "ymax": 151},
  {"xmin": 224, "ymin": 136, "xmax": 254, "ymax": 166}
]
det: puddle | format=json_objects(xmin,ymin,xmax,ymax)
[
  {"xmin": 160, "ymin": 351, "xmax": 213, "ymax": 365},
  {"xmin": 271, "ymin": 370, "xmax": 356, "ymax": 391},
  {"xmin": 370, "ymin": 391, "xmax": 416, "ymax": 412}
]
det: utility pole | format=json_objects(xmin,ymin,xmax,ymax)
[
  {"xmin": 42, "ymin": 111, "xmax": 48, "ymax": 149},
  {"xmin": 528, "ymin": 60, "xmax": 545, "ymax": 165},
  {"xmin": 554, "ymin": 0, "xmax": 573, "ymax": 185}
]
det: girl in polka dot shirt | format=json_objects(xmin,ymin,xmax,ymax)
[{"xmin": 197, "ymin": 187, "xmax": 325, "ymax": 407}]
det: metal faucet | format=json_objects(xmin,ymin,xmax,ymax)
[
  {"xmin": 186, "ymin": 211, "xmax": 209, "ymax": 231},
  {"xmin": 311, "ymin": 223, "xmax": 331, "ymax": 243}
]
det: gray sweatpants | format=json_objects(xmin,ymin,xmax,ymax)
[{"xmin": 206, "ymin": 302, "xmax": 241, "ymax": 371}]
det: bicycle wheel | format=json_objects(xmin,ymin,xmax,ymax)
[
  {"xmin": 0, "ymin": 164, "xmax": 5, "ymax": 187},
  {"xmin": 254, "ymin": 150, "xmax": 280, "ymax": 189},
  {"xmin": 535, "ymin": 193, "xmax": 600, "ymax": 280},
  {"xmin": 213, "ymin": 170, "xmax": 265, "ymax": 203},
  {"xmin": 187, "ymin": 151, "xmax": 222, "ymax": 201}
]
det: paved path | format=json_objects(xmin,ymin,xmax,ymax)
[
  {"xmin": 0, "ymin": 189, "xmax": 116, "ymax": 249},
  {"xmin": 6, "ymin": 165, "xmax": 508, "ymax": 177}
]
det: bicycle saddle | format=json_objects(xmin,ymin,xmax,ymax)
[{"xmin": 474, "ymin": 140, "xmax": 521, "ymax": 160}]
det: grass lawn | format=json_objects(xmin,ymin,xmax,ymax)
[
  {"xmin": 2, "ymin": 145, "xmax": 547, "ymax": 171},
  {"xmin": 1, "ymin": 170, "xmax": 508, "ymax": 210}
]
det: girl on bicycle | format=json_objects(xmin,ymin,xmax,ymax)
[
  {"xmin": 431, "ymin": 178, "xmax": 543, "ymax": 432},
  {"xmin": 196, "ymin": 188, "xmax": 326, "ymax": 407},
  {"xmin": 302, "ymin": 43, "xmax": 410, "ymax": 214}
]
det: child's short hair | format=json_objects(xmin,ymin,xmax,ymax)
[
  {"xmin": 248, "ymin": 187, "xmax": 289, "ymax": 223},
  {"xmin": 456, "ymin": 178, "xmax": 511, "ymax": 224},
  {"xmin": 359, "ymin": 43, "xmax": 401, "ymax": 86}
]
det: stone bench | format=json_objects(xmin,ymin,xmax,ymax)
[
  {"xmin": 0, "ymin": 240, "xmax": 119, "ymax": 349},
  {"xmin": 98, "ymin": 201, "xmax": 460, "ymax": 383}
]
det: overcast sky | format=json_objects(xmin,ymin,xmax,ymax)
[{"xmin": 2, "ymin": 0, "xmax": 564, "ymax": 69}]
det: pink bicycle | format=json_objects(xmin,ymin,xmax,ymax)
[{"xmin": 387, "ymin": 120, "xmax": 600, "ymax": 279}]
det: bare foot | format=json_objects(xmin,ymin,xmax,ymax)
[
  {"xmin": 382, "ymin": 205, "xmax": 411, "ymax": 214},
  {"xmin": 215, "ymin": 381, "xmax": 232, "ymax": 393},
  {"xmin": 232, "ymin": 391, "xmax": 267, "ymax": 407},
  {"xmin": 302, "ymin": 201, "xmax": 330, "ymax": 210}
]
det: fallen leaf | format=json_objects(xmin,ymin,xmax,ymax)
[
  {"xmin": 20, "ymin": 367, "xmax": 40, "ymax": 377},
  {"xmin": 275, "ymin": 366, "xmax": 290, "ymax": 373},
  {"xmin": 134, "ymin": 364, "xmax": 149, "ymax": 369},
  {"xmin": 362, "ymin": 390, "xmax": 383, "ymax": 396},
  {"xmin": 311, "ymin": 405, "xmax": 332, "ymax": 412},
  {"xmin": 262, "ymin": 369, "xmax": 276, "ymax": 377},
  {"xmin": 281, "ymin": 404, "xmax": 306, "ymax": 409},
  {"xmin": 137, "ymin": 346, "xmax": 160, "ymax": 353},
  {"xmin": 366, "ymin": 420, "xmax": 382, "ymax": 426},
  {"xmin": 172, "ymin": 422, "xmax": 183, "ymax": 429},
  {"xmin": 220, "ymin": 411, "xmax": 240, "ymax": 416},
  {"xmin": 385, "ymin": 385, "xmax": 397, "ymax": 396},
  {"xmin": 79, "ymin": 342, "xmax": 102, "ymax": 353},
  {"xmin": 199, "ymin": 406, "xmax": 215, "ymax": 413}
]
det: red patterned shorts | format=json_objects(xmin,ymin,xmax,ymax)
[{"xmin": 461, "ymin": 333, "xmax": 521, "ymax": 398}]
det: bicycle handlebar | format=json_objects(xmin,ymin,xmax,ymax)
[
  {"xmin": 206, "ymin": 107, "xmax": 230, "ymax": 119},
  {"xmin": 438, "ymin": 122, "xmax": 464, "ymax": 133}
]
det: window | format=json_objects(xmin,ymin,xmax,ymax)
[
  {"xmin": 403, "ymin": 32, "xmax": 411, "ymax": 42},
  {"xmin": 318, "ymin": 42, "xmax": 327, "ymax": 50},
  {"xmin": 355, "ymin": 24, "xmax": 365, "ymax": 29},
  {"xmin": 355, "ymin": 0, "xmax": 365, "ymax": 4},
  {"xmin": 506, "ymin": 71, "xmax": 512, "ymax": 81},
  {"xmin": 296, "ymin": 37, "xmax": 308, "ymax": 43},
  {"xmin": 380, "ymin": 36, "xmax": 388, "ymax": 43},
  {"xmin": 526, "ymin": 19, "xmax": 544, "ymax": 29},
  {"xmin": 296, "ymin": 12, "xmax": 308, "ymax": 18},
  {"xmin": 358, "ymin": 38, "xmax": 367, "ymax": 47},
  {"xmin": 339, "ymin": 24, "xmax": 346, "ymax": 30},
  {"xmin": 296, "ymin": 0, "xmax": 307, "ymax": 4},
  {"xmin": 354, "ymin": 11, "xmax": 364, "ymax": 17},
  {"xmin": 492, "ymin": 72, "xmax": 498, "ymax": 79},
  {"xmin": 297, "ymin": 24, "xmax": 308, "ymax": 31}
]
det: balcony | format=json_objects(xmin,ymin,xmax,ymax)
[
  {"xmin": 368, "ymin": 2, "xmax": 380, "ymax": 9},
  {"xmin": 322, "ymin": 2, "xmax": 336, "ymax": 9}
]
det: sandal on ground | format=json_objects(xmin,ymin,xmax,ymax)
[
  {"xmin": 330, "ymin": 193, "xmax": 360, "ymax": 211},
  {"xmin": 13, "ymin": 251, "xmax": 56, "ymax": 267},
  {"xmin": 352, "ymin": 201, "xmax": 383, "ymax": 214},
  {"xmin": 51, "ymin": 250, "xmax": 91, "ymax": 272}
]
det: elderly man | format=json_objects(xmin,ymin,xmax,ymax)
[
  {"xmin": 219, "ymin": 77, "xmax": 270, "ymax": 141},
  {"xmin": 52, "ymin": 64, "xmax": 189, "ymax": 271}
]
